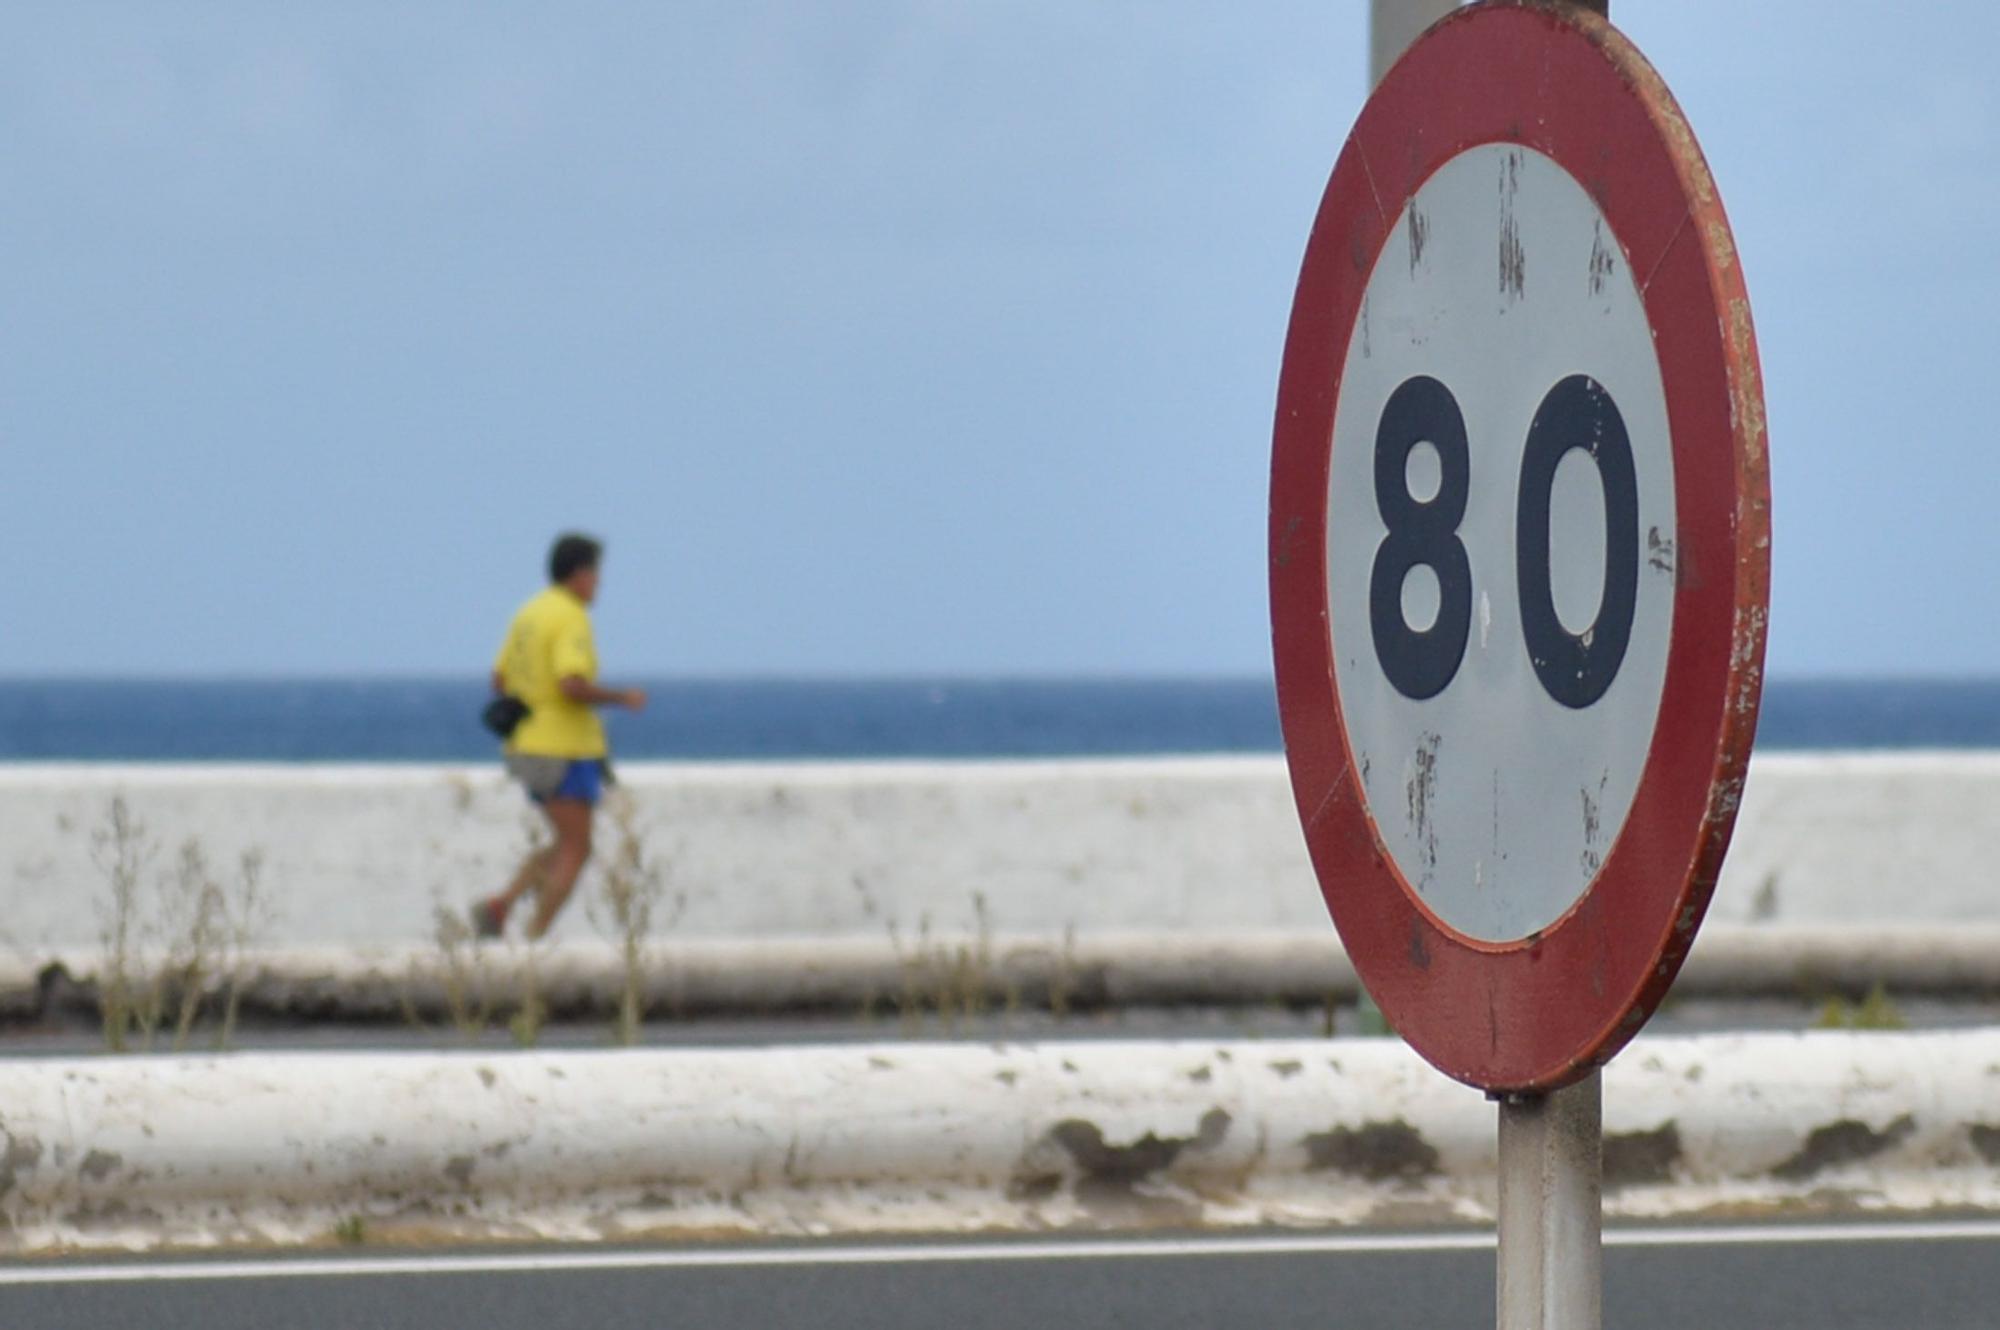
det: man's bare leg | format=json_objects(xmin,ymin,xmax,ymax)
[
  {"xmin": 472, "ymin": 838, "xmax": 552, "ymax": 938},
  {"xmin": 495, "ymin": 844, "xmax": 554, "ymax": 915},
  {"xmin": 525, "ymin": 798, "xmax": 593, "ymax": 939}
]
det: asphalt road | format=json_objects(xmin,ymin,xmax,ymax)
[{"xmin": 5, "ymin": 1221, "xmax": 1998, "ymax": 1330}]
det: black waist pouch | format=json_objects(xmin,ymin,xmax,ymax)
[{"xmin": 481, "ymin": 695, "xmax": 530, "ymax": 739}]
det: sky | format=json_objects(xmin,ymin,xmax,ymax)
[{"xmin": 1, "ymin": 2, "xmax": 1994, "ymax": 680}]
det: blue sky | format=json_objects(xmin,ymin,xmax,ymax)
[{"xmin": 2, "ymin": 3, "xmax": 1994, "ymax": 678}]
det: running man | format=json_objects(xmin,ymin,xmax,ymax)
[{"xmin": 473, "ymin": 533, "xmax": 647, "ymax": 939}]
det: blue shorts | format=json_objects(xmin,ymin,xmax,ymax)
[{"xmin": 544, "ymin": 759, "xmax": 605, "ymax": 806}]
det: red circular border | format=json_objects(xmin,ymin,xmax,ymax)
[{"xmin": 1269, "ymin": 1, "xmax": 1770, "ymax": 1092}]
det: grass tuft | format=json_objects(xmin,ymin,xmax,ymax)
[
  {"xmin": 90, "ymin": 798, "xmax": 272, "ymax": 1053},
  {"xmin": 588, "ymin": 790, "xmax": 684, "ymax": 1047},
  {"xmin": 1812, "ymin": 981, "xmax": 1908, "ymax": 1031}
]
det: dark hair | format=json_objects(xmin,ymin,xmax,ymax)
[{"xmin": 548, "ymin": 533, "xmax": 603, "ymax": 584}]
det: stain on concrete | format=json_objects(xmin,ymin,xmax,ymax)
[
  {"xmin": 1969, "ymin": 1124, "xmax": 2000, "ymax": 1165},
  {"xmin": 476, "ymin": 1067, "xmax": 498, "ymax": 1090},
  {"xmin": 994, "ymin": 1070, "xmax": 1019, "ymax": 1087},
  {"xmin": 1268, "ymin": 1059, "xmax": 1304, "ymax": 1079},
  {"xmin": 1747, "ymin": 873, "xmax": 1781, "ymax": 921},
  {"xmin": 1186, "ymin": 1065, "xmax": 1213, "ymax": 1084},
  {"xmin": 1771, "ymin": 1115, "xmax": 1916, "ymax": 1182},
  {"xmin": 443, "ymin": 1154, "xmax": 477, "ymax": 1187},
  {"xmin": 77, "ymin": 1149, "xmax": 123, "ymax": 1184},
  {"xmin": 0, "ymin": 1131, "xmax": 44, "ymax": 1197},
  {"xmin": 1047, "ymin": 1108, "xmax": 1232, "ymax": 1194},
  {"xmin": 1302, "ymin": 1120, "xmax": 1439, "ymax": 1183},
  {"xmin": 1604, "ymin": 1123, "xmax": 1682, "ymax": 1186},
  {"xmin": 1007, "ymin": 1171, "xmax": 1063, "ymax": 1202},
  {"xmin": 67, "ymin": 1198, "xmax": 138, "ymax": 1227}
]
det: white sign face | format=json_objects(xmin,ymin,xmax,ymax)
[{"xmin": 1327, "ymin": 143, "xmax": 1678, "ymax": 943}]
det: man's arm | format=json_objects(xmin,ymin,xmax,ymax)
[{"xmin": 560, "ymin": 675, "xmax": 647, "ymax": 711}]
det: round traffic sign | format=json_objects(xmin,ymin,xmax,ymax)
[{"xmin": 1269, "ymin": 2, "xmax": 1770, "ymax": 1092}]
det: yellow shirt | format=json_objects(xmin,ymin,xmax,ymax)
[{"xmin": 492, "ymin": 586, "xmax": 608, "ymax": 758}]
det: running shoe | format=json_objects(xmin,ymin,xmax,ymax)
[{"xmin": 470, "ymin": 896, "xmax": 508, "ymax": 940}]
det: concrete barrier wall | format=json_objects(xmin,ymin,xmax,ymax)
[
  {"xmin": 1, "ymin": 753, "xmax": 1995, "ymax": 958},
  {"xmin": 3, "ymin": 1031, "xmax": 1998, "ymax": 1253}
]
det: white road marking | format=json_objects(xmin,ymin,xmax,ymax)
[{"xmin": 3, "ymin": 1221, "xmax": 1999, "ymax": 1287}]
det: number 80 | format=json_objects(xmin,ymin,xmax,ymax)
[{"xmin": 1367, "ymin": 374, "xmax": 1641, "ymax": 709}]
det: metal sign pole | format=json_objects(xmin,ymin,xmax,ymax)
[
  {"xmin": 1484, "ymin": 0, "xmax": 1605, "ymax": 1319},
  {"xmin": 1459, "ymin": 3, "xmax": 1608, "ymax": 1323},
  {"xmin": 1347, "ymin": 5, "xmax": 1632, "ymax": 1326},
  {"xmin": 1496, "ymin": 1071, "xmax": 1603, "ymax": 1330},
  {"xmin": 1368, "ymin": 0, "xmax": 1461, "ymax": 86}
]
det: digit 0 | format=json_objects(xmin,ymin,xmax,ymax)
[{"xmin": 1516, "ymin": 374, "xmax": 1639, "ymax": 709}]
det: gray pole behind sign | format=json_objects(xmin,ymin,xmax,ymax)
[
  {"xmin": 1364, "ymin": 3, "xmax": 1605, "ymax": 1328},
  {"xmin": 1368, "ymin": 0, "xmax": 1460, "ymax": 85},
  {"xmin": 1358, "ymin": 0, "xmax": 1461, "ymax": 1044}
]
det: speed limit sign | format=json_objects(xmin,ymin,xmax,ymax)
[{"xmin": 1270, "ymin": 2, "xmax": 1770, "ymax": 1092}]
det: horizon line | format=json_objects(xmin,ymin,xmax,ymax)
[{"xmin": 1, "ymin": 671, "xmax": 1997, "ymax": 688}]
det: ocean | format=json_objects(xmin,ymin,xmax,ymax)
[{"xmin": 0, "ymin": 677, "xmax": 1995, "ymax": 762}]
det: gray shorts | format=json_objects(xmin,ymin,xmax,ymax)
[{"xmin": 505, "ymin": 754, "xmax": 609, "ymax": 805}]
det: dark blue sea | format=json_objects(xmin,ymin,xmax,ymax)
[{"xmin": 0, "ymin": 678, "xmax": 1993, "ymax": 762}]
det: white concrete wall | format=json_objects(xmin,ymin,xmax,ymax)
[
  {"xmin": 0, "ymin": 753, "xmax": 1994, "ymax": 958},
  {"xmin": 4, "ymin": 1031, "xmax": 1999, "ymax": 1252}
]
